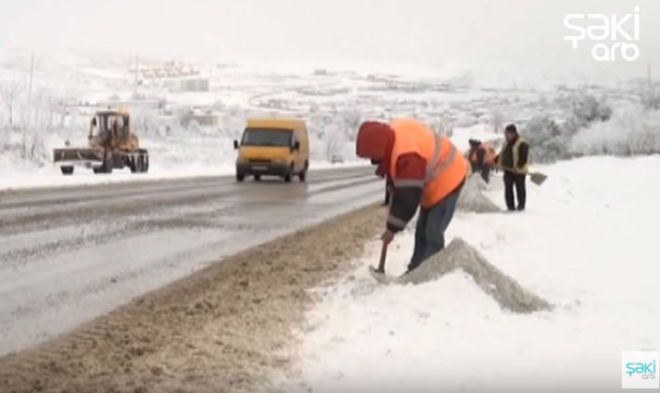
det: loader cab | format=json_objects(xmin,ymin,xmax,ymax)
[
  {"xmin": 234, "ymin": 118, "xmax": 309, "ymax": 183},
  {"xmin": 89, "ymin": 111, "xmax": 130, "ymax": 147}
]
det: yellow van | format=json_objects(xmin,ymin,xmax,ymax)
[{"xmin": 233, "ymin": 118, "xmax": 310, "ymax": 182}]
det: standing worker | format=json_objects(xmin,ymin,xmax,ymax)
[
  {"xmin": 467, "ymin": 139, "xmax": 496, "ymax": 183},
  {"xmin": 356, "ymin": 118, "xmax": 469, "ymax": 273},
  {"xmin": 495, "ymin": 124, "xmax": 530, "ymax": 211}
]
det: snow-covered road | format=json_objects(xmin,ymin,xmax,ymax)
[{"xmin": 0, "ymin": 166, "xmax": 382, "ymax": 355}]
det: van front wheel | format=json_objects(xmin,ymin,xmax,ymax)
[
  {"xmin": 236, "ymin": 172, "xmax": 245, "ymax": 182},
  {"xmin": 299, "ymin": 160, "xmax": 308, "ymax": 182}
]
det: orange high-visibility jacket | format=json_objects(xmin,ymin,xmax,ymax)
[{"xmin": 389, "ymin": 119, "xmax": 468, "ymax": 208}]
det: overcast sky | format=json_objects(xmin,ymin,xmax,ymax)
[{"xmin": 1, "ymin": 0, "xmax": 658, "ymax": 81}]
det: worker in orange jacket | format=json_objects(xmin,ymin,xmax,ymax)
[
  {"xmin": 356, "ymin": 119, "xmax": 469, "ymax": 273},
  {"xmin": 467, "ymin": 139, "xmax": 496, "ymax": 183}
]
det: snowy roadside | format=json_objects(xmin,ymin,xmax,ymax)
[
  {"xmin": 0, "ymin": 119, "xmax": 495, "ymax": 192},
  {"xmin": 0, "ymin": 160, "xmax": 369, "ymax": 191},
  {"xmin": 285, "ymin": 155, "xmax": 660, "ymax": 393}
]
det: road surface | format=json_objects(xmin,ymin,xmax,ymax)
[{"xmin": 0, "ymin": 166, "xmax": 382, "ymax": 355}]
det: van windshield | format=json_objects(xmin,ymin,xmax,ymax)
[{"xmin": 241, "ymin": 128, "xmax": 293, "ymax": 147}]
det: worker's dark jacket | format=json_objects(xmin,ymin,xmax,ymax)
[
  {"xmin": 468, "ymin": 146, "xmax": 486, "ymax": 171},
  {"xmin": 498, "ymin": 136, "xmax": 529, "ymax": 172},
  {"xmin": 383, "ymin": 153, "xmax": 463, "ymax": 233}
]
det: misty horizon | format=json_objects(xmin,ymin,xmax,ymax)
[{"xmin": 1, "ymin": 0, "xmax": 659, "ymax": 84}]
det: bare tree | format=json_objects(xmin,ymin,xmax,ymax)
[
  {"xmin": 45, "ymin": 93, "xmax": 60, "ymax": 129},
  {"xmin": 429, "ymin": 115, "xmax": 454, "ymax": 138},
  {"xmin": 324, "ymin": 124, "xmax": 344, "ymax": 162},
  {"xmin": 0, "ymin": 79, "xmax": 24, "ymax": 126},
  {"xmin": 32, "ymin": 88, "xmax": 46, "ymax": 127},
  {"xmin": 490, "ymin": 109, "xmax": 504, "ymax": 134},
  {"xmin": 640, "ymin": 86, "xmax": 660, "ymax": 110}
]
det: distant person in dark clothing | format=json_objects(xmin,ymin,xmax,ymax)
[
  {"xmin": 495, "ymin": 124, "xmax": 530, "ymax": 211},
  {"xmin": 467, "ymin": 139, "xmax": 496, "ymax": 183}
]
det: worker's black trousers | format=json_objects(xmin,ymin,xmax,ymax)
[
  {"xmin": 504, "ymin": 171, "xmax": 526, "ymax": 211},
  {"xmin": 383, "ymin": 176, "xmax": 393, "ymax": 205}
]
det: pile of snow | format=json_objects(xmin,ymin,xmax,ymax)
[
  {"xmin": 286, "ymin": 155, "xmax": 660, "ymax": 392},
  {"xmin": 370, "ymin": 236, "xmax": 551, "ymax": 313},
  {"xmin": 397, "ymin": 237, "xmax": 551, "ymax": 313},
  {"xmin": 457, "ymin": 174, "xmax": 501, "ymax": 213}
]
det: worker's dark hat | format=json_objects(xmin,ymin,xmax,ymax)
[{"xmin": 504, "ymin": 124, "xmax": 518, "ymax": 134}]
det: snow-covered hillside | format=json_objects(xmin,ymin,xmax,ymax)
[
  {"xmin": 2, "ymin": 49, "xmax": 657, "ymax": 191},
  {"xmin": 287, "ymin": 156, "xmax": 660, "ymax": 392}
]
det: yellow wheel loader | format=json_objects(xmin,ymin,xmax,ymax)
[{"xmin": 53, "ymin": 109, "xmax": 149, "ymax": 175}]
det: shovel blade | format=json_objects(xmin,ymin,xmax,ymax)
[
  {"xmin": 368, "ymin": 265, "xmax": 398, "ymax": 284},
  {"xmin": 530, "ymin": 172, "xmax": 547, "ymax": 186}
]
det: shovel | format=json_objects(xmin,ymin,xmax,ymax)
[
  {"xmin": 528, "ymin": 172, "xmax": 548, "ymax": 186},
  {"xmin": 374, "ymin": 179, "xmax": 393, "ymax": 274},
  {"xmin": 374, "ymin": 240, "xmax": 389, "ymax": 274},
  {"xmin": 369, "ymin": 240, "xmax": 397, "ymax": 284},
  {"xmin": 497, "ymin": 165, "xmax": 548, "ymax": 186}
]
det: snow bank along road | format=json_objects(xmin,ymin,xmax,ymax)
[{"xmin": 0, "ymin": 166, "xmax": 382, "ymax": 356}]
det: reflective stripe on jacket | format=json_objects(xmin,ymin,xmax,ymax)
[{"xmin": 389, "ymin": 118, "xmax": 468, "ymax": 209}]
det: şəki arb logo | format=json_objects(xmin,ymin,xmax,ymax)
[
  {"xmin": 563, "ymin": 6, "xmax": 640, "ymax": 62},
  {"xmin": 621, "ymin": 351, "xmax": 659, "ymax": 390}
]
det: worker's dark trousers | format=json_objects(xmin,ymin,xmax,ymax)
[
  {"xmin": 383, "ymin": 177, "xmax": 393, "ymax": 205},
  {"xmin": 504, "ymin": 171, "xmax": 526, "ymax": 211},
  {"xmin": 408, "ymin": 186, "xmax": 462, "ymax": 272}
]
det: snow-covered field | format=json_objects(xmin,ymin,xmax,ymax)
[
  {"xmin": 4, "ymin": 49, "xmax": 653, "ymax": 193},
  {"xmin": 289, "ymin": 156, "xmax": 660, "ymax": 392}
]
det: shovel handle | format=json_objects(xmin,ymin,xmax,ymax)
[
  {"xmin": 376, "ymin": 240, "xmax": 388, "ymax": 273},
  {"xmin": 376, "ymin": 179, "xmax": 393, "ymax": 274}
]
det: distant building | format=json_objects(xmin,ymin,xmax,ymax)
[
  {"xmin": 180, "ymin": 108, "xmax": 219, "ymax": 128},
  {"xmin": 137, "ymin": 62, "xmax": 201, "ymax": 80}
]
